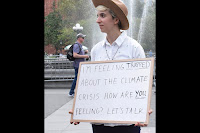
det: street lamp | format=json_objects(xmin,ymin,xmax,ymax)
[{"xmin": 73, "ymin": 23, "xmax": 83, "ymax": 34}]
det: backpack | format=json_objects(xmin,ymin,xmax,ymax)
[{"xmin": 67, "ymin": 43, "xmax": 81, "ymax": 61}]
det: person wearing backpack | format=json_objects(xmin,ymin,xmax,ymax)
[{"xmin": 68, "ymin": 33, "xmax": 89, "ymax": 97}]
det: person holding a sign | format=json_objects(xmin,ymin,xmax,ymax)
[{"xmin": 69, "ymin": 0, "xmax": 153, "ymax": 132}]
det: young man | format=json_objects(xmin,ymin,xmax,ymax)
[
  {"xmin": 69, "ymin": 0, "xmax": 153, "ymax": 132},
  {"xmin": 68, "ymin": 33, "xmax": 89, "ymax": 97}
]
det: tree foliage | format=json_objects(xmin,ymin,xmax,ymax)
[
  {"xmin": 56, "ymin": 0, "xmax": 96, "ymax": 48},
  {"xmin": 44, "ymin": 0, "xmax": 156, "ymax": 53},
  {"xmin": 44, "ymin": 1, "xmax": 63, "ymax": 51}
]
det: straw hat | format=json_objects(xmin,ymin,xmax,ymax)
[{"xmin": 92, "ymin": 0, "xmax": 129, "ymax": 30}]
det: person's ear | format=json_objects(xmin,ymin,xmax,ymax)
[{"xmin": 114, "ymin": 17, "xmax": 120, "ymax": 25}]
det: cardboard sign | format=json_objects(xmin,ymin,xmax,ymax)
[{"xmin": 71, "ymin": 58, "xmax": 154, "ymax": 124}]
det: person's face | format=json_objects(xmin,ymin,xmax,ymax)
[
  {"xmin": 78, "ymin": 37, "xmax": 84, "ymax": 43},
  {"xmin": 96, "ymin": 10, "xmax": 118, "ymax": 33}
]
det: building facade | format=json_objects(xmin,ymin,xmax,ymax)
[{"xmin": 44, "ymin": 0, "xmax": 59, "ymax": 17}]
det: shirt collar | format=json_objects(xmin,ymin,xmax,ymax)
[
  {"xmin": 75, "ymin": 41, "xmax": 83, "ymax": 47},
  {"xmin": 103, "ymin": 31, "xmax": 127, "ymax": 47},
  {"xmin": 75, "ymin": 41, "xmax": 81, "ymax": 45}
]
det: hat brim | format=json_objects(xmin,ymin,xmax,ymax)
[
  {"xmin": 92, "ymin": 0, "xmax": 129, "ymax": 30},
  {"xmin": 77, "ymin": 33, "xmax": 86, "ymax": 38}
]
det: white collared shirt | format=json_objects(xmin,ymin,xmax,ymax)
[
  {"xmin": 90, "ymin": 31, "xmax": 146, "ymax": 127},
  {"xmin": 91, "ymin": 31, "xmax": 145, "ymax": 62}
]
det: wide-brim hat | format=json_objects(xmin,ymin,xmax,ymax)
[{"xmin": 92, "ymin": 0, "xmax": 129, "ymax": 30}]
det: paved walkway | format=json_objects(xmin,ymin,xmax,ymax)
[{"xmin": 45, "ymin": 98, "xmax": 155, "ymax": 133}]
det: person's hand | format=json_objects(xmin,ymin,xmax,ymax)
[
  {"xmin": 85, "ymin": 55, "xmax": 89, "ymax": 59},
  {"xmin": 134, "ymin": 109, "xmax": 153, "ymax": 127},
  {"xmin": 148, "ymin": 109, "xmax": 153, "ymax": 115},
  {"xmin": 83, "ymin": 55, "xmax": 89, "ymax": 59},
  {"xmin": 69, "ymin": 109, "xmax": 153, "ymax": 126},
  {"xmin": 134, "ymin": 122, "xmax": 147, "ymax": 127},
  {"xmin": 69, "ymin": 109, "xmax": 80, "ymax": 125},
  {"xmin": 84, "ymin": 50, "xmax": 89, "ymax": 54}
]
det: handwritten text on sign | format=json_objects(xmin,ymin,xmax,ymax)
[{"xmin": 72, "ymin": 58, "xmax": 154, "ymax": 124}]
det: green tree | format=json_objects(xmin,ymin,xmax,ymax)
[
  {"xmin": 56, "ymin": 0, "xmax": 95, "ymax": 48},
  {"xmin": 44, "ymin": 1, "xmax": 63, "ymax": 52},
  {"xmin": 57, "ymin": 27, "xmax": 76, "ymax": 46}
]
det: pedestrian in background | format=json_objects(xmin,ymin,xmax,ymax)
[
  {"xmin": 149, "ymin": 50, "xmax": 153, "ymax": 57},
  {"xmin": 68, "ymin": 33, "xmax": 89, "ymax": 97}
]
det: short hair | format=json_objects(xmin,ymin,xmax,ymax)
[{"xmin": 96, "ymin": 5, "xmax": 122, "ymax": 29}]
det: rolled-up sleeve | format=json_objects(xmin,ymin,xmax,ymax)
[{"xmin": 73, "ymin": 44, "xmax": 80, "ymax": 53}]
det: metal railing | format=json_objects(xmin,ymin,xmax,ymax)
[{"xmin": 44, "ymin": 57, "xmax": 75, "ymax": 81}]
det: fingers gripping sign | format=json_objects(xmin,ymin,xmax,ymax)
[
  {"xmin": 68, "ymin": 109, "xmax": 153, "ymax": 126},
  {"xmin": 69, "ymin": 109, "xmax": 80, "ymax": 125},
  {"xmin": 134, "ymin": 109, "xmax": 153, "ymax": 127}
]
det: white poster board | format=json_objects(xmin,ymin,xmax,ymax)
[{"xmin": 71, "ymin": 58, "xmax": 154, "ymax": 124}]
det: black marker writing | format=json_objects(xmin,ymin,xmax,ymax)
[
  {"xmin": 75, "ymin": 107, "xmax": 103, "ymax": 115},
  {"xmin": 126, "ymin": 61, "xmax": 150, "ymax": 69},
  {"xmin": 135, "ymin": 90, "xmax": 146, "ymax": 99},
  {"xmin": 80, "ymin": 79, "xmax": 101, "ymax": 87}
]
